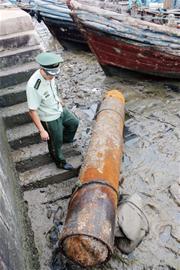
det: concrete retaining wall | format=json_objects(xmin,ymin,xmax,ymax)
[{"xmin": 0, "ymin": 117, "xmax": 39, "ymax": 270}]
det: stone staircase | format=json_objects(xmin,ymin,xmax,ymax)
[
  {"xmin": 0, "ymin": 4, "xmax": 41, "ymax": 88},
  {"xmin": 0, "ymin": 82, "xmax": 81, "ymax": 191}
]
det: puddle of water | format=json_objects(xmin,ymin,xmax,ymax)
[
  {"xmin": 125, "ymin": 111, "xmax": 132, "ymax": 121},
  {"xmin": 174, "ymin": 212, "xmax": 180, "ymax": 223},
  {"xmin": 159, "ymin": 226, "xmax": 171, "ymax": 244},
  {"xmin": 164, "ymin": 84, "xmax": 180, "ymax": 93},
  {"xmin": 124, "ymin": 126, "xmax": 138, "ymax": 142}
]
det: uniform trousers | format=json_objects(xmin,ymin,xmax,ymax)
[{"xmin": 41, "ymin": 107, "xmax": 79, "ymax": 164}]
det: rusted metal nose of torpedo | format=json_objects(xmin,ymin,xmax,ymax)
[{"xmin": 59, "ymin": 90, "xmax": 125, "ymax": 267}]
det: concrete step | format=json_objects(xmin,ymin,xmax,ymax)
[
  {"xmin": 0, "ymin": 30, "xmax": 40, "ymax": 51},
  {"xmin": 7, "ymin": 122, "xmax": 40, "ymax": 150},
  {"xmin": 7, "ymin": 120, "xmax": 81, "ymax": 151},
  {"xmin": 0, "ymin": 82, "xmax": 27, "ymax": 107},
  {"xmin": 19, "ymin": 155, "xmax": 82, "ymax": 191},
  {"xmin": 0, "ymin": 101, "xmax": 31, "ymax": 128},
  {"xmin": 0, "ymin": 45, "xmax": 41, "ymax": 69},
  {"xmin": 0, "ymin": 8, "xmax": 34, "ymax": 36},
  {"xmin": 12, "ymin": 141, "xmax": 81, "ymax": 173},
  {"xmin": 0, "ymin": 61, "xmax": 38, "ymax": 89}
]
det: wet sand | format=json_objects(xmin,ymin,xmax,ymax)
[{"xmin": 25, "ymin": 20, "xmax": 180, "ymax": 270}]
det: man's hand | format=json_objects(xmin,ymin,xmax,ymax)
[
  {"xmin": 59, "ymin": 98, "xmax": 65, "ymax": 107},
  {"xmin": 40, "ymin": 129, "xmax": 49, "ymax": 141},
  {"xmin": 28, "ymin": 110, "xmax": 50, "ymax": 141}
]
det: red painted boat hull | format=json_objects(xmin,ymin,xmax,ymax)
[{"xmin": 84, "ymin": 28, "xmax": 180, "ymax": 78}]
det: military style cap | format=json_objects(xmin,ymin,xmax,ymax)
[{"xmin": 36, "ymin": 52, "xmax": 63, "ymax": 76}]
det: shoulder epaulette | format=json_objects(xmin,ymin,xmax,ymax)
[{"xmin": 34, "ymin": 79, "xmax": 41, "ymax": 90}]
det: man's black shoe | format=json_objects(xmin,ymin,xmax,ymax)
[
  {"xmin": 63, "ymin": 163, "xmax": 74, "ymax": 170},
  {"xmin": 56, "ymin": 162, "xmax": 74, "ymax": 170}
]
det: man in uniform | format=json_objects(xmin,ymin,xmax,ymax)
[{"xmin": 26, "ymin": 52, "xmax": 79, "ymax": 170}]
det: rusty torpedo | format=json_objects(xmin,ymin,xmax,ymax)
[{"xmin": 59, "ymin": 90, "xmax": 125, "ymax": 267}]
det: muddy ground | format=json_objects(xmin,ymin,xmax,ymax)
[{"xmin": 24, "ymin": 20, "xmax": 180, "ymax": 270}]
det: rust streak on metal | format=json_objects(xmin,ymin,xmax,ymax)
[{"xmin": 59, "ymin": 90, "xmax": 125, "ymax": 267}]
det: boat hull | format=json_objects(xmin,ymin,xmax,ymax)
[
  {"xmin": 83, "ymin": 28, "xmax": 180, "ymax": 78},
  {"xmin": 42, "ymin": 16, "xmax": 86, "ymax": 45}
]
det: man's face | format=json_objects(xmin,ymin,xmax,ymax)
[{"xmin": 41, "ymin": 69, "xmax": 55, "ymax": 80}]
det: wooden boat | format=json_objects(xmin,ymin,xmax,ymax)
[
  {"xmin": 69, "ymin": 0, "xmax": 180, "ymax": 78},
  {"xmin": 30, "ymin": 0, "xmax": 86, "ymax": 45},
  {"xmin": 8, "ymin": 0, "xmax": 85, "ymax": 45}
]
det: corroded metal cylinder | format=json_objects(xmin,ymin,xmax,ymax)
[{"xmin": 59, "ymin": 90, "xmax": 125, "ymax": 267}]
